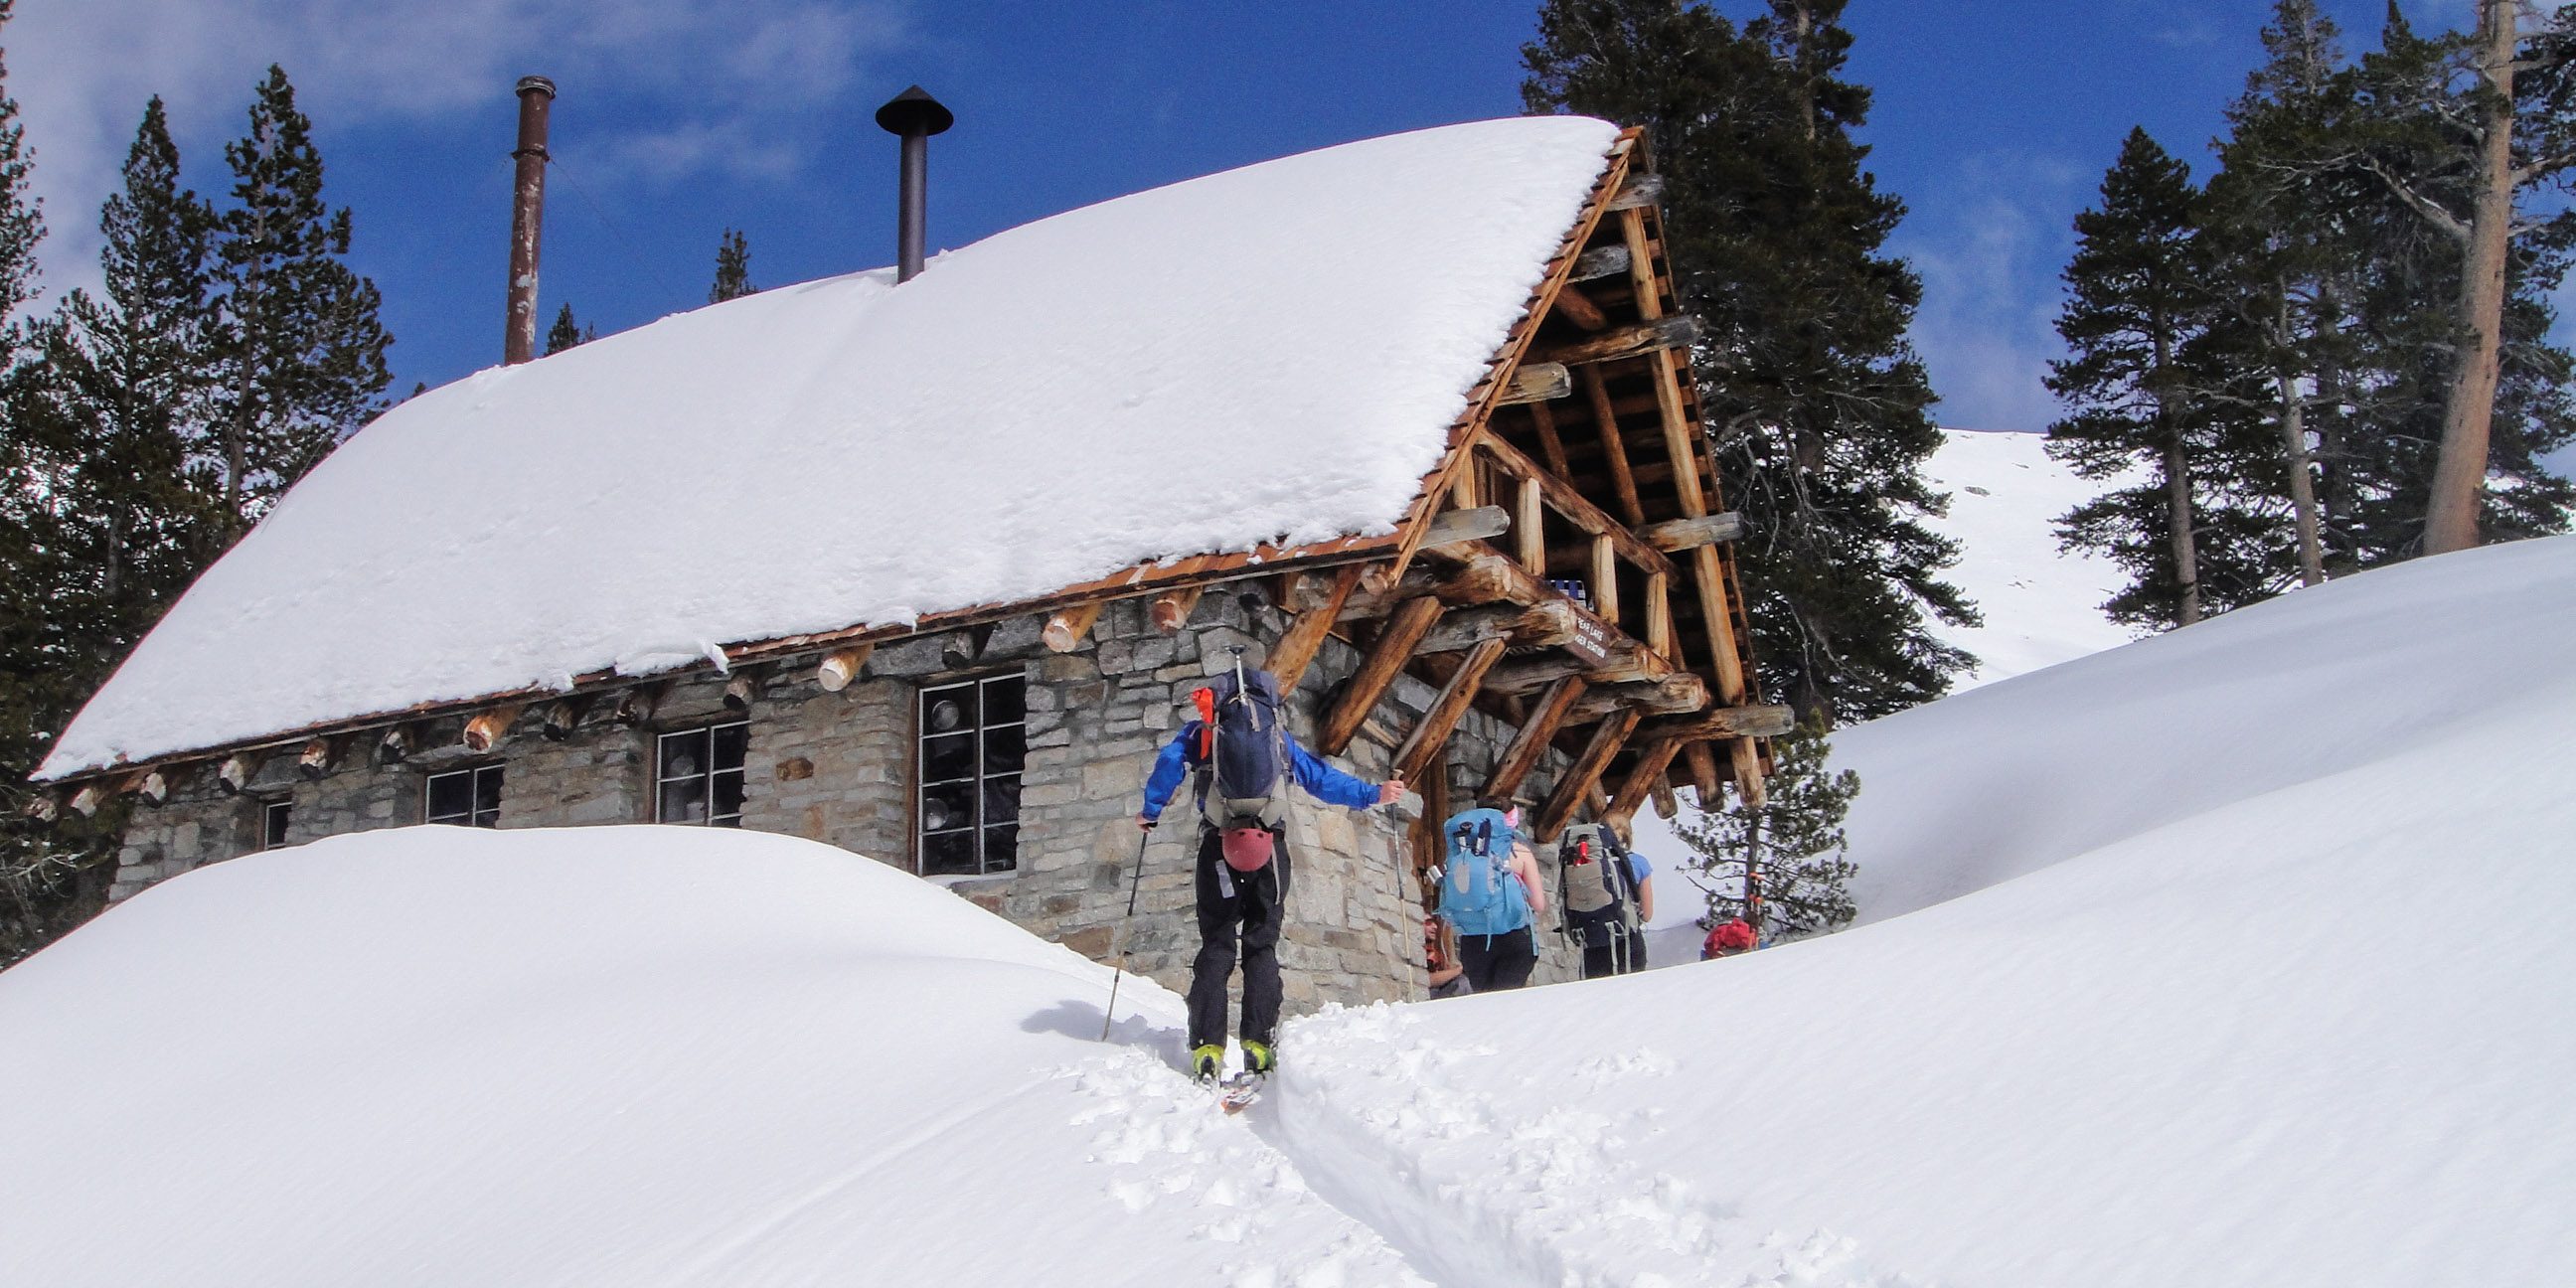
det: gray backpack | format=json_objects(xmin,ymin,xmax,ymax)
[{"xmin": 1557, "ymin": 822, "xmax": 1639, "ymax": 946}]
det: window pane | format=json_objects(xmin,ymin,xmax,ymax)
[
  {"xmin": 920, "ymin": 781, "xmax": 974, "ymax": 835},
  {"xmin": 983, "ymin": 824, "xmax": 1019, "ymax": 873},
  {"xmin": 263, "ymin": 802, "xmax": 291, "ymax": 849},
  {"xmin": 921, "ymin": 830, "xmax": 975, "ymax": 876},
  {"xmin": 923, "ymin": 687, "xmax": 975, "ymax": 734},
  {"xmin": 712, "ymin": 770, "xmax": 745, "ymax": 824},
  {"xmin": 660, "ymin": 728, "xmax": 708, "ymax": 781},
  {"xmin": 659, "ymin": 776, "xmax": 708, "ymax": 824},
  {"xmin": 712, "ymin": 722, "xmax": 748, "ymax": 772},
  {"xmin": 922, "ymin": 732, "xmax": 974, "ymax": 782},
  {"xmin": 982, "ymin": 676, "xmax": 1026, "ymax": 724},
  {"xmin": 427, "ymin": 771, "xmax": 472, "ymax": 824},
  {"xmin": 982, "ymin": 773, "xmax": 1021, "ymax": 826},
  {"xmin": 474, "ymin": 766, "xmax": 504, "ymax": 828},
  {"xmin": 982, "ymin": 724, "xmax": 1026, "ymax": 775}
]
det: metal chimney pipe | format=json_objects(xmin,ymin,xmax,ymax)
[
  {"xmin": 874, "ymin": 85, "xmax": 953, "ymax": 283},
  {"xmin": 504, "ymin": 76, "xmax": 556, "ymax": 365}
]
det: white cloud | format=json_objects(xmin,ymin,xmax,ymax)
[
  {"xmin": 1898, "ymin": 150, "xmax": 2091, "ymax": 434},
  {"xmin": 4, "ymin": 0, "xmax": 904, "ymax": 300}
]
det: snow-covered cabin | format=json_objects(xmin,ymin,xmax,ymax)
[{"xmin": 35, "ymin": 116, "xmax": 1780, "ymax": 1003}]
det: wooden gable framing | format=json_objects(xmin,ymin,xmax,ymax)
[{"xmin": 35, "ymin": 126, "xmax": 1787, "ymax": 832}]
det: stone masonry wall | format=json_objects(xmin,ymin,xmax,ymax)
[{"xmin": 106, "ymin": 577, "xmax": 1588, "ymax": 1016}]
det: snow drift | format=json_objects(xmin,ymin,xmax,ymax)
[
  {"xmin": 41, "ymin": 115, "xmax": 1621, "ymax": 779},
  {"xmin": 1279, "ymin": 536, "xmax": 2576, "ymax": 1286},
  {"xmin": 0, "ymin": 827, "xmax": 1422, "ymax": 1287}
]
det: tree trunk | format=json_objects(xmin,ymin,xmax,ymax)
[
  {"xmin": 2277, "ymin": 365, "xmax": 2326, "ymax": 587},
  {"xmin": 2164, "ymin": 433, "xmax": 2202, "ymax": 625},
  {"xmin": 2424, "ymin": 0, "xmax": 2519, "ymax": 556}
]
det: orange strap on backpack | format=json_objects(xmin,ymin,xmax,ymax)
[{"xmin": 1192, "ymin": 687, "xmax": 1216, "ymax": 758}]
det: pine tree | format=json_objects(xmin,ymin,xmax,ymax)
[
  {"xmin": 0, "ymin": 0, "xmax": 35, "ymax": 343},
  {"xmin": 710, "ymin": 228, "xmax": 756, "ymax": 303},
  {"xmin": 1670, "ymin": 715, "xmax": 1857, "ymax": 939},
  {"xmin": 543, "ymin": 301, "xmax": 593, "ymax": 356},
  {"xmin": 1523, "ymin": 0, "xmax": 1975, "ymax": 724},
  {"xmin": 2048, "ymin": 130, "xmax": 2286, "ymax": 629},
  {"xmin": 207, "ymin": 66, "xmax": 392, "ymax": 535}
]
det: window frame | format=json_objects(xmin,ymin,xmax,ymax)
[
  {"xmin": 655, "ymin": 721, "xmax": 749, "ymax": 827},
  {"xmin": 914, "ymin": 672, "xmax": 1026, "ymax": 878},
  {"xmin": 258, "ymin": 798, "xmax": 292, "ymax": 851},
  {"xmin": 424, "ymin": 763, "xmax": 505, "ymax": 828}
]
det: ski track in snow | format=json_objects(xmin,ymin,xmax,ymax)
[
  {"xmin": 1259, "ymin": 1002, "xmax": 1914, "ymax": 1288},
  {"xmin": 1057, "ymin": 1047, "xmax": 1432, "ymax": 1287}
]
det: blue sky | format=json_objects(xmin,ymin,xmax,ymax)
[{"xmin": 8, "ymin": 1, "xmax": 2477, "ymax": 432}]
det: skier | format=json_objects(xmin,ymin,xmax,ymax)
[
  {"xmin": 1439, "ymin": 802, "xmax": 1547, "ymax": 992},
  {"xmin": 1137, "ymin": 661, "xmax": 1402, "ymax": 1083}
]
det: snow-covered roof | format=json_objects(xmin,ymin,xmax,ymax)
[{"xmin": 42, "ymin": 116, "xmax": 1624, "ymax": 779}]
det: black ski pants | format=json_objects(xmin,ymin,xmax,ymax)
[
  {"xmin": 1456, "ymin": 925, "xmax": 1537, "ymax": 992},
  {"xmin": 1188, "ymin": 824, "xmax": 1291, "ymax": 1051}
]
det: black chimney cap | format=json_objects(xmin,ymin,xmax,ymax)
[
  {"xmin": 516, "ymin": 76, "xmax": 557, "ymax": 99},
  {"xmin": 875, "ymin": 85, "xmax": 953, "ymax": 137}
]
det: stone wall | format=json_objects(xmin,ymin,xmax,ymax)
[{"xmin": 106, "ymin": 576, "xmax": 1587, "ymax": 1017}]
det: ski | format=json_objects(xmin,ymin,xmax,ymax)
[{"xmin": 1217, "ymin": 1072, "xmax": 1265, "ymax": 1114}]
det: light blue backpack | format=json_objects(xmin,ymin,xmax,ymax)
[{"xmin": 1441, "ymin": 807, "xmax": 1531, "ymax": 939}]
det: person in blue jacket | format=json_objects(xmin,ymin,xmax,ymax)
[{"xmin": 1138, "ymin": 669, "xmax": 1402, "ymax": 1081}]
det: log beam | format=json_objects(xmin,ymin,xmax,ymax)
[
  {"xmin": 1481, "ymin": 640, "xmax": 1677, "ymax": 696},
  {"xmin": 1531, "ymin": 315, "xmax": 1699, "ymax": 369},
  {"xmin": 1645, "ymin": 570, "xmax": 1673, "ymax": 658},
  {"xmin": 817, "ymin": 643, "xmax": 876, "ymax": 692},
  {"xmin": 218, "ymin": 752, "xmax": 262, "ymax": 795},
  {"xmin": 378, "ymin": 724, "xmax": 416, "ymax": 765},
  {"xmin": 1043, "ymin": 602, "xmax": 1103, "ymax": 653},
  {"xmin": 1580, "ymin": 364, "xmax": 1646, "ymax": 526},
  {"xmin": 1528, "ymin": 400, "xmax": 1572, "ymax": 477},
  {"xmin": 1495, "ymin": 362, "xmax": 1572, "ymax": 405},
  {"xmin": 1149, "ymin": 586, "xmax": 1205, "ymax": 634},
  {"xmin": 1651, "ymin": 778, "xmax": 1681, "ymax": 821},
  {"xmin": 1482, "ymin": 676, "xmax": 1588, "ymax": 802},
  {"xmin": 1564, "ymin": 673, "xmax": 1708, "ymax": 724},
  {"xmin": 1590, "ymin": 534, "xmax": 1620, "ymax": 626},
  {"xmin": 1605, "ymin": 172, "xmax": 1665, "ymax": 212},
  {"xmin": 722, "ymin": 673, "xmax": 762, "ymax": 712},
  {"xmin": 23, "ymin": 792, "xmax": 57, "ymax": 822},
  {"xmin": 1391, "ymin": 636, "xmax": 1507, "ymax": 784},
  {"xmin": 1603, "ymin": 734, "xmax": 1686, "ymax": 828},
  {"xmin": 1269, "ymin": 563, "xmax": 1366, "ymax": 692},
  {"xmin": 1550, "ymin": 284, "xmax": 1608, "ymax": 331},
  {"xmin": 1639, "ymin": 704, "xmax": 1796, "ymax": 741},
  {"xmin": 1316, "ymin": 594, "xmax": 1444, "ymax": 755},
  {"xmin": 1416, "ymin": 598, "xmax": 1581, "ymax": 654},
  {"xmin": 1515, "ymin": 477, "xmax": 1544, "ymax": 574},
  {"xmin": 1569, "ymin": 242, "xmax": 1631, "ymax": 282},
  {"xmin": 1535, "ymin": 709, "xmax": 1643, "ymax": 841},
  {"xmin": 543, "ymin": 695, "xmax": 594, "ymax": 740},
  {"xmin": 69, "ymin": 784, "xmax": 105, "ymax": 817},
  {"xmin": 613, "ymin": 683, "xmax": 666, "ymax": 727},
  {"xmin": 1477, "ymin": 433, "xmax": 1678, "ymax": 579},
  {"xmin": 461, "ymin": 703, "xmax": 527, "ymax": 753},
  {"xmin": 296, "ymin": 736, "xmax": 338, "ymax": 780},
  {"xmin": 1641, "ymin": 512, "xmax": 1745, "ymax": 552},
  {"xmin": 139, "ymin": 768, "xmax": 172, "ymax": 807},
  {"xmin": 1684, "ymin": 739, "xmax": 1724, "ymax": 808},
  {"xmin": 1420, "ymin": 505, "xmax": 1512, "ymax": 551}
]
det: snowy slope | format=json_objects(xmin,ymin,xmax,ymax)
[
  {"xmin": 1916, "ymin": 427, "xmax": 2133, "ymax": 688},
  {"xmin": 1277, "ymin": 535, "xmax": 2576, "ymax": 1286},
  {"xmin": 41, "ymin": 115, "xmax": 1621, "ymax": 779},
  {"xmin": 1836, "ymin": 534, "xmax": 2576, "ymax": 925},
  {"xmin": 0, "ymin": 827, "xmax": 1424, "ymax": 1287}
]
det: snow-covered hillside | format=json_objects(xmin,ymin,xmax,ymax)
[
  {"xmin": 8, "ymin": 539, "xmax": 2575, "ymax": 1286},
  {"xmin": 1916, "ymin": 426, "xmax": 2133, "ymax": 688}
]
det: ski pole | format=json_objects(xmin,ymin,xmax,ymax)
[{"xmin": 1100, "ymin": 826, "xmax": 1153, "ymax": 1042}]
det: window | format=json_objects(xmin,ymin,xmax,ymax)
[
  {"xmin": 658, "ymin": 722, "xmax": 747, "ymax": 826},
  {"xmin": 260, "ymin": 799, "xmax": 292, "ymax": 851},
  {"xmin": 426, "ymin": 765, "xmax": 504, "ymax": 828},
  {"xmin": 918, "ymin": 674, "xmax": 1025, "ymax": 876}
]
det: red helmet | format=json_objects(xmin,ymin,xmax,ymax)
[{"xmin": 1707, "ymin": 919, "xmax": 1757, "ymax": 952}]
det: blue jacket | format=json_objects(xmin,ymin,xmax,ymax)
[{"xmin": 1139, "ymin": 721, "xmax": 1380, "ymax": 822}]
